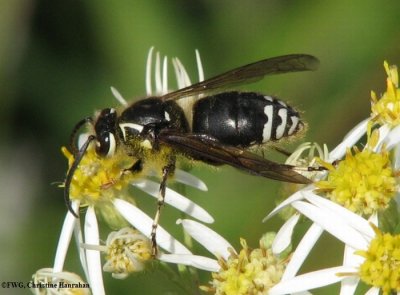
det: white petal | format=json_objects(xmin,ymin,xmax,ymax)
[
  {"xmin": 373, "ymin": 124, "xmax": 391, "ymax": 152},
  {"xmin": 272, "ymin": 213, "xmax": 300, "ymax": 254},
  {"xmin": 365, "ymin": 286, "xmax": 380, "ymax": 295},
  {"xmin": 303, "ymin": 191, "xmax": 374, "ymax": 239},
  {"xmin": 174, "ymin": 57, "xmax": 192, "ymax": 87},
  {"xmin": 383, "ymin": 124, "xmax": 400, "ymax": 151},
  {"xmin": 393, "ymin": 145, "xmax": 400, "ymax": 170},
  {"xmin": 110, "ymin": 86, "xmax": 127, "ymax": 106},
  {"xmin": 339, "ymin": 274, "xmax": 359, "ymax": 295},
  {"xmin": 343, "ymin": 244, "xmax": 364, "ymax": 268},
  {"xmin": 195, "ymin": 50, "xmax": 204, "ymax": 82},
  {"xmin": 146, "ymin": 47, "xmax": 154, "ymax": 95},
  {"xmin": 53, "ymin": 201, "xmax": 79, "ymax": 272},
  {"xmin": 282, "ymin": 222, "xmax": 323, "ymax": 280},
  {"xmin": 368, "ymin": 212, "xmax": 378, "ymax": 226},
  {"xmin": 84, "ymin": 207, "xmax": 105, "ymax": 295},
  {"xmin": 329, "ymin": 118, "xmax": 369, "ymax": 161},
  {"xmin": 155, "ymin": 52, "xmax": 162, "ymax": 94},
  {"xmin": 113, "ymin": 199, "xmax": 191, "ymax": 254},
  {"xmin": 159, "ymin": 253, "xmax": 220, "ymax": 272},
  {"xmin": 177, "ymin": 219, "xmax": 233, "ymax": 260},
  {"xmin": 73, "ymin": 217, "xmax": 88, "ymax": 280},
  {"xmin": 162, "ymin": 56, "xmax": 168, "ymax": 94},
  {"xmin": 263, "ymin": 189, "xmax": 308, "ymax": 221},
  {"xmin": 269, "ymin": 266, "xmax": 355, "ymax": 295},
  {"xmin": 132, "ymin": 179, "xmax": 214, "ymax": 223},
  {"xmin": 174, "ymin": 169, "xmax": 208, "ymax": 191},
  {"xmin": 292, "ymin": 200, "xmax": 368, "ymax": 250}
]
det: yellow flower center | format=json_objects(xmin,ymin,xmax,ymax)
[
  {"xmin": 201, "ymin": 239, "xmax": 287, "ymax": 295},
  {"xmin": 103, "ymin": 228, "xmax": 152, "ymax": 279},
  {"xmin": 62, "ymin": 145, "xmax": 138, "ymax": 206},
  {"xmin": 315, "ymin": 148, "xmax": 397, "ymax": 216},
  {"xmin": 371, "ymin": 61, "xmax": 400, "ymax": 127},
  {"xmin": 356, "ymin": 226, "xmax": 400, "ymax": 295}
]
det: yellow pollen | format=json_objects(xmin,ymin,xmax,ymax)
[
  {"xmin": 201, "ymin": 238, "xmax": 287, "ymax": 295},
  {"xmin": 62, "ymin": 145, "xmax": 137, "ymax": 206},
  {"xmin": 371, "ymin": 61, "xmax": 400, "ymax": 127},
  {"xmin": 356, "ymin": 225, "xmax": 400, "ymax": 295},
  {"xmin": 315, "ymin": 148, "xmax": 397, "ymax": 216},
  {"xmin": 103, "ymin": 227, "xmax": 152, "ymax": 279}
]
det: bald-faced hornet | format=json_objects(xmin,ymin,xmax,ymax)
[{"xmin": 64, "ymin": 53, "xmax": 319, "ymax": 255}]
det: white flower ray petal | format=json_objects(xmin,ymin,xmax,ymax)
[
  {"xmin": 263, "ymin": 190, "xmax": 307, "ymax": 221},
  {"xmin": 178, "ymin": 219, "xmax": 233, "ymax": 260},
  {"xmin": 84, "ymin": 207, "xmax": 105, "ymax": 295},
  {"xmin": 384, "ymin": 124, "xmax": 400, "ymax": 151},
  {"xmin": 329, "ymin": 118, "xmax": 369, "ymax": 161},
  {"xmin": 113, "ymin": 198, "xmax": 191, "ymax": 254},
  {"xmin": 269, "ymin": 266, "xmax": 355, "ymax": 295},
  {"xmin": 174, "ymin": 169, "xmax": 208, "ymax": 191},
  {"xmin": 292, "ymin": 200, "xmax": 368, "ymax": 250},
  {"xmin": 159, "ymin": 253, "xmax": 220, "ymax": 272},
  {"xmin": 339, "ymin": 275, "xmax": 359, "ymax": 295},
  {"xmin": 282, "ymin": 222, "xmax": 323, "ymax": 280},
  {"xmin": 303, "ymin": 191, "xmax": 374, "ymax": 238},
  {"xmin": 53, "ymin": 201, "xmax": 79, "ymax": 272},
  {"xmin": 272, "ymin": 213, "xmax": 300, "ymax": 254},
  {"xmin": 132, "ymin": 179, "xmax": 213, "ymax": 223},
  {"xmin": 73, "ymin": 216, "xmax": 88, "ymax": 280}
]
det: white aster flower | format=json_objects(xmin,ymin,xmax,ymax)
[
  {"xmin": 48, "ymin": 49, "xmax": 212, "ymax": 294},
  {"xmin": 160, "ymin": 219, "xmax": 291, "ymax": 295},
  {"xmin": 268, "ymin": 193, "xmax": 400, "ymax": 295}
]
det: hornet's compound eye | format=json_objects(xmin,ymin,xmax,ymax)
[
  {"xmin": 94, "ymin": 108, "xmax": 117, "ymax": 157},
  {"xmin": 96, "ymin": 132, "xmax": 116, "ymax": 157}
]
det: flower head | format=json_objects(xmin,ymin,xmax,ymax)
[
  {"xmin": 160, "ymin": 220, "xmax": 292, "ymax": 295},
  {"xmin": 356, "ymin": 224, "xmax": 400, "ymax": 295},
  {"xmin": 102, "ymin": 227, "xmax": 152, "ymax": 279},
  {"xmin": 268, "ymin": 193, "xmax": 400, "ymax": 295},
  {"xmin": 202, "ymin": 238, "xmax": 288, "ymax": 295},
  {"xmin": 315, "ymin": 147, "xmax": 397, "ymax": 215}
]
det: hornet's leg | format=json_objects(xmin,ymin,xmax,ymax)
[{"xmin": 151, "ymin": 161, "xmax": 175, "ymax": 257}]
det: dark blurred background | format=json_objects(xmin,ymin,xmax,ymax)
[{"xmin": 1, "ymin": 0, "xmax": 399, "ymax": 294}]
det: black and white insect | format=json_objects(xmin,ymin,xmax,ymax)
[{"xmin": 64, "ymin": 53, "xmax": 319, "ymax": 255}]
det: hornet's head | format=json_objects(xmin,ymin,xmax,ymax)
[{"xmin": 64, "ymin": 107, "xmax": 118, "ymax": 217}]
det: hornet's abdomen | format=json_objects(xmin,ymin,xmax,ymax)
[{"xmin": 192, "ymin": 91, "xmax": 303, "ymax": 147}]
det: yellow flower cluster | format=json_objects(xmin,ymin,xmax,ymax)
[
  {"xmin": 371, "ymin": 61, "xmax": 400, "ymax": 126},
  {"xmin": 316, "ymin": 148, "xmax": 396, "ymax": 215},
  {"xmin": 357, "ymin": 225, "xmax": 400, "ymax": 295},
  {"xmin": 201, "ymin": 239, "xmax": 287, "ymax": 295}
]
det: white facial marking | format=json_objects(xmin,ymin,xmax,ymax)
[
  {"xmin": 262, "ymin": 105, "xmax": 273, "ymax": 142},
  {"xmin": 119, "ymin": 123, "xmax": 144, "ymax": 141},
  {"xmin": 276, "ymin": 108, "xmax": 288, "ymax": 139},
  {"xmin": 110, "ymin": 108, "xmax": 116, "ymax": 113},
  {"xmin": 106, "ymin": 133, "xmax": 117, "ymax": 157},
  {"xmin": 164, "ymin": 111, "xmax": 171, "ymax": 121},
  {"xmin": 288, "ymin": 116, "xmax": 299, "ymax": 135}
]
